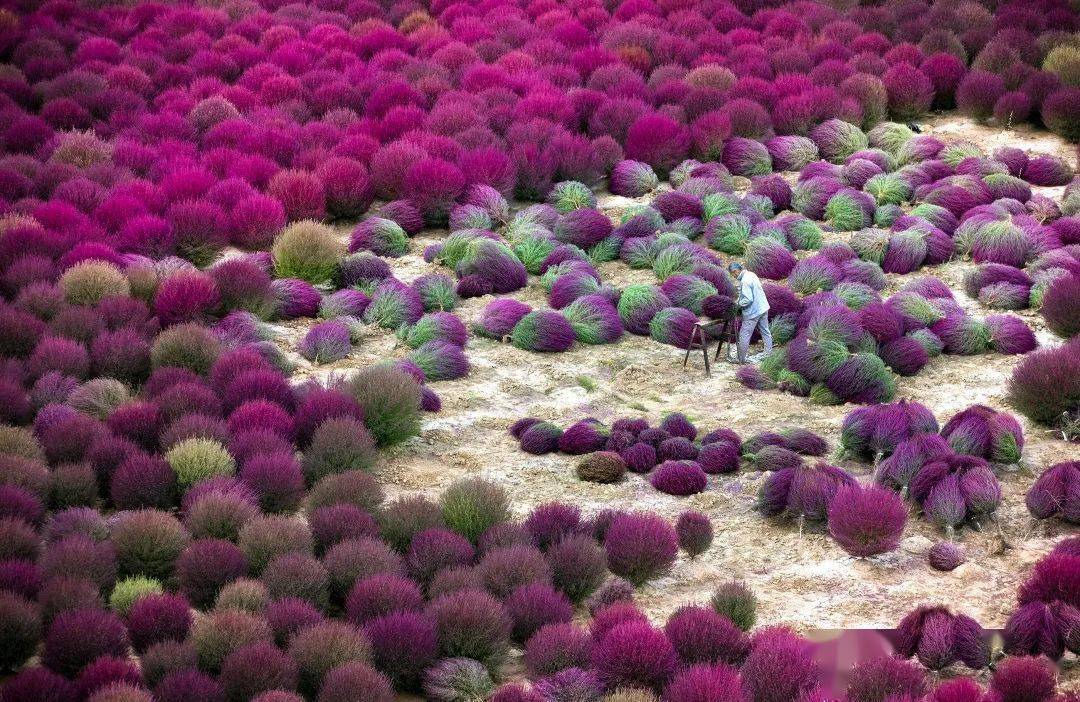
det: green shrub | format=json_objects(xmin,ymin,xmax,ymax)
[
  {"xmin": 0, "ymin": 424, "xmax": 44, "ymax": 461},
  {"xmin": 1044, "ymin": 44, "xmax": 1080, "ymax": 86},
  {"xmin": 302, "ymin": 417, "xmax": 377, "ymax": 483},
  {"xmin": 110, "ymin": 510, "xmax": 190, "ymax": 580},
  {"xmin": 345, "ymin": 365, "xmax": 422, "ymax": 447},
  {"xmin": 59, "ymin": 261, "xmax": 130, "ymax": 305},
  {"xmin": 440, "ymin": 478, "xmax": 510, "ymax": 543},
  {"xmin": 214, "ymin": 578, "xmax": 269, "ymax": 613},
  {"xmin": 166, "ymin": 438, "xmax": 236, "ymax": 490},
  {"xmin": 109, "ymin": 575, "xmax": 163, "ymax": 616},
  {"xmin": 272, "ymin": 220, "xmax": 345, "ymax": 285},
  {"xmin": 68, "ymin": 378, "xmax": 131, "ymax": 420},
  {"xmin": 150, "ymin": 323, "xmax": 221, "ymax": 375}
]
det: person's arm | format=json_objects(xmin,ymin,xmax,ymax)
[{"xmin": 737, "ymin": 276, "xmax": 753, "ymax": 309}]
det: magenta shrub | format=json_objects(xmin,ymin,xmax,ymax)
[
  {"xmin": 603, "ymin": 512, "xmax": 678, "ymax": 586},
  {"xmin": 827, "ymin": 484, "xmax": 908, "ymax": 557},
  {"xmin": 592, "ymin": 619, "xmax": 679, "ymax": 692}
]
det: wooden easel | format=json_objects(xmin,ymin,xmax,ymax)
[{"xmin": 682, "ymin": 318, "xmax": 735, "ymax": 376}]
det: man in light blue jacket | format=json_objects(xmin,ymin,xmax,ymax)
[{"xmin": 729, "ymin": 262, "xmax": 772, "ymax": 364}]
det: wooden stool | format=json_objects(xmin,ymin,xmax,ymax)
[{"xmin": 682, "ymin": 318, "xmax": 734, "ymax": 376}]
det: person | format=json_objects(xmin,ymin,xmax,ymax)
[{"xmin": 728, "ymin": 262, "xmax": 772, "ymax": 364}]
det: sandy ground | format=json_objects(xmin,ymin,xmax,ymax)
[{"xmin": 275, "ymin": 115, "xmax": 1079, "ymax": 689}]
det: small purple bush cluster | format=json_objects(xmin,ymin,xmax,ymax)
[{"xmin": 511, "ymin": 414, "xmax": 742, "ymax": 499}]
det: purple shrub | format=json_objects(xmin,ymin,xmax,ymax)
[
  {"xmin": 1042, "ymin": 273, "xmax": 1080, "ymax": 339},
  {"xmin": 827, "ymin": 484, "xmax": 907, "ymax": 557},
  {"xmin": 592, "ymin": 620, "xmax": 679, "ymax": 692},
  {"xmin": 986, "ymin": 314, "xmax": 1037, "ymax": 355},
  {"xmin": 1, "ymin": 667, "xmax": 78, "ymax": 702},
  {"xmin": 219, "ymin": 641, "xmax": 297, "ymax": 702},
  {"xmin": 406, "ymin": 528, "xmax": 474, "ymax": 584},
  {"xmin": 297, "ymin": 322, "xmax": 352, "ymax": 365},
  {"xmin": 928, "ymin": 542, "xmax": 967, "ymax": 572},
  {"xmin": 956, "ymin": 71, "xmax": 1006, "ymax": 121},
  {"xmin": 1024, "ymin": 155, "xmax": 1074, "ymax": 187},
  {"xmin": 846, "ymin": 656, "xmax": 928, "ymax": 702},
  {"xmin": 554, "ymin": 208, "xmax": 614, "ymax": 249},
  {"xmin": 524, "ymin": 622, "xmax": 593, "ymax": 676},
  {"xmin": 989, "ymin": 656, "xmax": 1057, "ymax": 702},
  {"xmin": 363, "ymin": 611, "xmax": 438, "ymax": 691},
  {"xmin": 124, "ymin": 593, "xmax": 191, "ymax": 652},
  {"xmin": 558, "ymin": 420, "xmax": 609, "ymax": 455},
  {"xmin": 675, "ymin": 511, "xmax": 713, "ymax": 558},
  {"xmin": 73, "ymin": 656, "xmax": 141, "ymax": 699},
  {"xmin": 721, "ymin": 137, "xmax": 773, "ymax": 177},
  {"xmin": 663, "ymin": 663, "xmax": 745, "ymax": 702},
  {"xmin": 840, "ymin": 401, "xmax": 939, "ymax": 462},
  {"xmin": 625, "ymin": 114, "xmax": 691, "ymax": 177},
  {"xmin": 345, "ymin": 573, "xmax": 423, "ymax": 624},
  {"xmin": 650, "ymin": 460, "xmax": 708, "ymax": 496},
  {"xmin": 176, "ymin": 538, "xmax": 248, "ymax": 608},
  {"xmin": 1026, "ymin": 461, "xmax": 1080, "ymax": 523},
  {"xmin": 666, "ymin": 604, "xmax": 750, "ymax": 667},
  {"xmin": 603, "ymin": 512, "xmax": 678, "ymax": 586},
  {"xmin": 697, "ymin": 442, "xmax": 740, "ymax": 475},
  {"xmin": 610, "ymin": 160, "xmax": 659, "ymax": 197},
  {"xmin": 740, "ymin": 627, "xmax": 820, "ymax": 702},
  {"xmin": 154, "ymin": 670, "xmax": 224, "ymax": 702},
  {"xmin": 425, "ymin": 588, "xmax": 512, "ymax": 668},
  {"xmin": 474, "ymin": 299, "xmax": 532, "ymax": 339},
  {"xmin": 42, "ymin": 608, "xmax": 129, "ymax": 678},
  {"xmin": 940, "ymin": 404, "xmax": 1024, "ymax": 464},
  {"xmin": 0, "ymin": 591, "xmax": 40, "ymax": 672},
  {"xmin": 505, "ymin": 582, "xmax": 573, "ymax": 643}
]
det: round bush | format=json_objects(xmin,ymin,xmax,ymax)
[
  {"xmin": 288, "ymin": 620, "xmax": 371, "ymax": 695},
  {"xmin": 603, "ymin": 512, "xmax": 678, "ymax": 586},
  {"xmin": 441, "ymin": 477, "xmax": 510, "ymax": 544},
  {"xmin": 1006, "ymin": 338, "xmax": 1080, "ymax": 431},
  {"xmin": 124, "ymin": 593, "xmax": 191, "ymax": 652},
  {"xmin": 302, "ymin": 418, "xmax": 377, "ymax": 484},
  {"xmin": 272, "ymin": 221, "xmax": 344, "ymax": 286},
  {"xmin": 259, "ymin": 552, "xmax": 328, "ymax": 607},
  {"xmin": 110, "ymin": 510, "xmax": 189, "ymax": 581},
  {"xmin": 363, "ymin": 611, "xmax": 438, "ymax": 692},
  {"xmin": 592, "ymin": 620, "xmax": 678, "ymax": 692},
  {"xmin": 0, "ymin": 591, "xmax": 40, "ymax": 671},
  {"xmin": 166, "ymin": 438, "xmax": 235, "ymax": 492},
  {"xmin": 238, "ymin": 515, "xmax": 313, "ymax": 575},
  {"xmin": 265, "ymin": 598, "xmax": 324, "ymax": 648},
  {"xmin": 650, "ymin": 460, "xmax": 708, "ymax": 496},
  {"xmin": 317, "ymin": 662, "xmax": 393, "ymax": 702},
  {"xmin": 425, "ymin": 588, "xmax": 512, "ymax": 668},
  {"xmin": 1042, "ymin": 273, "xmax": 1079, "ymax": 338},
  {"xmin": 42, "ymin": 608, "xmax": 129, "ymax": 678},
  {"xmin": 344, "ymin": 365, "xmax": 422, "ymax": 447},
  {"xmin": 406, "ymin": 527, "xmax": 475, "ymax": 584},
  {"xmin": 709, "ymin": 581, "xmax": 757, "ymax": 632},
  {"xmin": 504, "ymin": 582, "xmax": 573, "ymax": 643},
  {"xmin": 59, "ymin": 262, "xmax": 129, "ymax": 306},
  {"xmin": 676, "ymin": 511, "xmax": 714, "ymax": 558},
  {"xmin": 177, "ymin": 538, "xmax": 248, "ymax": 608},
  {"xmin": 188, "ymin": 609, "xmax": 272, "ymax": 673},
  {"xmin": 154, "ymin": 669, "xmax": 224, "ymax": 702},
  {"xmin": 577, "ymin": 451, "xmax": 626, "ymax": 483},
  {"xmin": 219, "ymin": 641, "xmax": 298, "ymax": 702},
  {"xmin": 108, "ymin": 575, "xmax": 162, "ymax": 616},
  {"xmin": 214, "ymin": 578, "xmax": 269, "ymax": 614},
  {"xmin": 150, "ymin": 324, "xmax": 220, "ymax": 375},
  {"xmin": 827, "ymin": 484, "xmax": 908, "ymax": 558}
]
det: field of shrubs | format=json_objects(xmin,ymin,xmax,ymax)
[{"xmin": 0, "ymin": 0, "xmax": 1079, "ymax": 700}]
